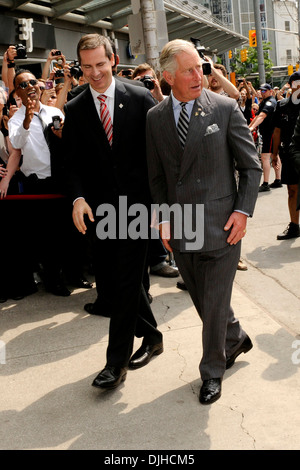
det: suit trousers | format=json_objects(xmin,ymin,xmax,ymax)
[
  {"xmin": 173, "ymin": 242, "xmax": 247, "ymax": 380},
  {"xmin": 91, "ymin": 231, "xmax": 162, "ymax": 368}
]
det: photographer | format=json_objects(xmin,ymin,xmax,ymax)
[
  {"xmin": 55, "ymin": 62, "xmax": 81, "ymax": 112},
  {"xmin": 2, "ymin": 46, "xmax": 18, "ymax": 93},
  {"xmin": 132, "ymin": 63, "xmax": 165, "ymax": 103},
  {"xmin": 41, "ymin": 49, "xmax": 65, "ymax": 81},
  {"xmin": 207, "ymin": 61, "xmax": 240, "ymax": 100}
]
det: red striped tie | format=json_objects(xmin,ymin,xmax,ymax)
[{"xmin": 98, "ymin": 94, "xmax": 113, "ymax": 146}]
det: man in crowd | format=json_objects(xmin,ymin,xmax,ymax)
[
  {"xmin": 146, "ymin": 39, "xmax": 261, "ymax": 405},
  {"xmin": 8, "ymin": 69, "xmax": 71, "ymax": 296},
  {"xmin": 62, "ymin": 34, "xmax": 163, "ymax": 390}
]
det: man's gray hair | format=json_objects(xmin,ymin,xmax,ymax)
[{"xmin": 159, "ymin": 39, "xmax": 196, "ymax": 75}]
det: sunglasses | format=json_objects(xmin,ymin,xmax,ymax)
[{"xmin": 17, "ymin": 79, "xmax": 38, "ymax": 90}]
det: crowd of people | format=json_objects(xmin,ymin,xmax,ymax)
[{"xmin": 1, "ymin": 36, "xmax": 300, "ymax": 405}]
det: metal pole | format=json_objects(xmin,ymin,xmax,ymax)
[
  {"xmin": 298, "ymin": 0, "xmax": 300, "ymax": 63},
  {"xmin": 253, "ymin": 0, "xmax": 265, "ymax": 84},
  {"xmin": 140, "ymin": 0, "xmax": 160, "ymax": 71}
]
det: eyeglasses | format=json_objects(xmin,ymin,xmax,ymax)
[{"xmin": 17, "ymin": 79, "xmax": 38, "ymax": 90}]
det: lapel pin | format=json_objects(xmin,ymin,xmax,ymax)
[
  {"xmin": 201, "ymin": 111, "xmax": 206, "ymax": 117},
  {"xmin": 195, "ymin": 112, "xmax": 199, "ymax": 116},
  {"xmin": 119, "ymin": 103, "xmax": 124, "ymax": 108}
]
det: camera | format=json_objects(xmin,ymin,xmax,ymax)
[
  {"xmin": 69, "ymin": 61, "xmax": 82, "ymax": 78},
  {"xmin": 52, "ymin": 50, "xmax": 62, "ymax": 56},
  {"xmin": 54, "ymin": 69, "xmax": 64, "ymax": 78},
  {"xmin": 52, "ymin": 115, "xmax": 61, "ymax": 130},
  {"xmin": 139, "ymin": 75, "xmax": 155, "ymax": 90},
  {"xmin": 190, "ymin": 37, "xmax": 212, "ymax": 75},
  {"xmin": 15, "ymin": 44, "xmax": 27, "ymax": 60}
]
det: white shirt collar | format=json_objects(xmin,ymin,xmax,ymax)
[
  {"xmin": 89, "ymin": 77, "xmax": 115, "ymax": 101},
  {"xmin": 171, "ymin": 91, "xmax": 195, "ymax": 109}
]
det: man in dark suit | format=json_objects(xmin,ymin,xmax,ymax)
[
  {"xmin": 146, "ymin": 39, "xmax": 262, "ymax": 404},
  {"xmin": 62, "ymin": 34, "xmax": 163, "ymax": 390}
]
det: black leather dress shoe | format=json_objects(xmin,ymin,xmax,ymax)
[
  {"xmin": 176, "ymin": 281, "xmax": 187, "ymax": 291},
  {"xmin": 199, "ymin": 378, "xmax": 222, "ymax": 405},
  {"xmin": 226, "ymin": 335, "xmax": 253, "ymax": 370},
  {"xmin": 84, "ymin": 302, "xmax": 110, "ymax": 318},
  {"xmin": 128, "ymin": 342, "xmax": 163, "ymax": 369},
  {"xmin": 92, "ymin": 366, "xmax": 127, "ymax": 389},
  {"xmin": 0, "ymin": 294, "xmax": 7, "ymax": 303},
  {"xmin": 48, "ymin": 283, "xmax": 71, "ymax": 297}
]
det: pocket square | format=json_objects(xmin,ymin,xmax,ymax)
[{"xmin": 204, "ymin": 123, "xmax": 220, "ymax": 136}]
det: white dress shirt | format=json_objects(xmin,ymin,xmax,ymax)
[
  {"xmin": 8, "ymin": 102, "xmax": 64, "ymax": 179},
  {"xmin": 89, "ymin": 78, "xmax": 115, "ymax": 122}
]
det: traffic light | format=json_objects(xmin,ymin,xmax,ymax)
[
  {"xmin": 228, "ymin": 50, "xmax": 232, "ymax": 59},
  {"xmin": 288, "ymin": 65, "xmax": 294, "ymax": 75},
  {"xmin": 241, "ymin": 49, "xmax": 248, "ymax": 62},
  {"xmin": 249, "ymin": 30, "xmax": 257, "ymax": 47}
]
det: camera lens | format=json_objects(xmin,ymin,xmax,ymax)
[{"xmin": 139, "ymin": 75, "xmax": 155, "ymax": 91}]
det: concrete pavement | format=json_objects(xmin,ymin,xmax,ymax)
[{"xmin": 0, "ymin": 179, "xmax": 300, "ymax": 451}]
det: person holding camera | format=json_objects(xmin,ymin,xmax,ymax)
[
  {"xmin": 41, "ymin": 49, "xmax": 65, "ymax": 81},
  {"xmin": 132, "ymin": 63, "xmax": 165, "ymax": 103},
  {"xmin": 7, "ymin": 69, "xmax": 73, "ymax": 296},
  {"xmin": 207, "ymin": 62, "xmax": 240, "ymax": 100}
]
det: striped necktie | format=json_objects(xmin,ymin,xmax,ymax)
[
  {"xmin": 98, "ymin": 94, "xmax": 113, "ymax": 146},
  {"xmin": 177, "ymin": 102, "xmax": 189, "ymax": 148}
]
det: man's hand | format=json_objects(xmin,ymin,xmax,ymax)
[
  {"xmin": 72, "ymin": 198, "xmax": 94, "ymax": 234},
  {"xmin": 271, "ymin": 153, "xmax": 281, "ymax": 170},
  {"xmin": 23, "ymin": 97, "xmax": 36, "ymax": 129},
  {"xmin": 224, "ymin": 212, "xmax": 248, "ymax": 245},
  {"xmin": 159, "ymin": 222, "xmax": 172, "ymax": 252}
]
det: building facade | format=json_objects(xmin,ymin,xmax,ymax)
[{"xmin": 200, "ymin": 0, "xmax": 299, "ymax": 67}]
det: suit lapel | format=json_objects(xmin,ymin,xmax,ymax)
[
  {"xmin": 80, "ymin": 87, "xmax": 111, "ymax": 152},
  {"xmin": 158, "ymin": 96, "xmax": 182, "ymax": 161},
  {"xmin": 112, "ymin": 80, "xmax": 130, "ymax": 152}
]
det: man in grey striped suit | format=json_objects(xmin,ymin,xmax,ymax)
[{"xmin": 146, "ymin": 39, "xmax": 262, "ymax": 405}]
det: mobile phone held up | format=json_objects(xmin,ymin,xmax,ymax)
[
  {"xmin": 45, "ymin": 80, "xmax": 53, "ymax": 90},
  {"xmin": 52, "ymin": 115, "xmax": 61, "ymax": 130}
]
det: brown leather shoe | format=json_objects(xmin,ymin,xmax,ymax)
[{"xmin": 150, "ymin": 264, "xmax": 179, "ymax": 277}]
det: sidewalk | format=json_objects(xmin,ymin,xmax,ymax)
[{"xmin": 0, "ymin": 181, "xmax": 300, "ymax": 451}]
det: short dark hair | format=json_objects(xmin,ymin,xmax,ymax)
[{"xmin": 13, "ymin": 68, "xmax": 35, "ymax": 88}]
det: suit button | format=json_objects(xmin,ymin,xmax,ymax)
[
  {"xmin": 177, "ymin": 181, "xmax": 182, "ymax": 186},
  {"xmin": 196, "ymin": 179, "xmax": 200, "ymax": 183}
]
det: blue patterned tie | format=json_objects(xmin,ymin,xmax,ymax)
[{"xmin": 177, "ymin": 102, "xmax": 189, "ymax": 148}]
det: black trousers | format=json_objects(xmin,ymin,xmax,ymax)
[{"xmin": 91, "ymin": 231, "xmax": 162, "ymax": 368}]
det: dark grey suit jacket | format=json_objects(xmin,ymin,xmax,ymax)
[{"xmin": 146, "ymin": 88, "xmax": 262, "ymax": 252}]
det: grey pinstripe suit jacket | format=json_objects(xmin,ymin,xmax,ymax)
[{"xmin": 146, "ymin": 88, "xmax": 262, "ymax": 252}]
